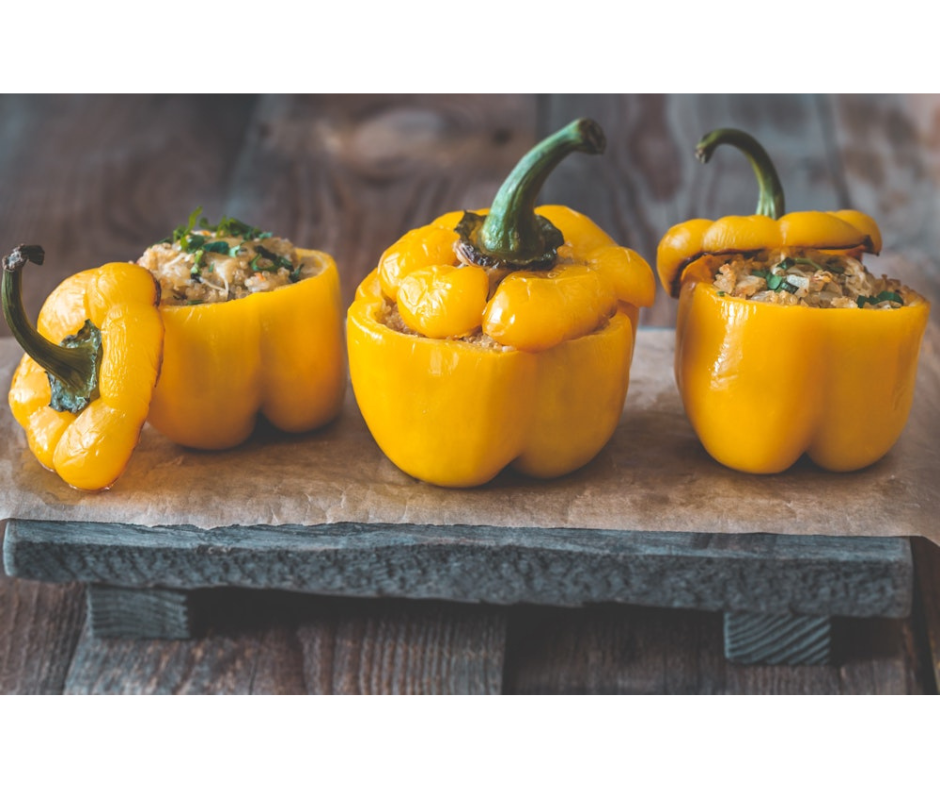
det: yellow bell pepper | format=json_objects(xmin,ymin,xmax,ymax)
[
  {"xmin": 657, "ymin": 128, "xmax": 930, "ymax": 474},
  {"xmin": 134, "ymin": 211, "xmax": 346, "ymax": 450},
  {"xmin": 3, "ymin": 245, "xmax": 164, "ymax": 490},
  {"xmin": 348, "ymin": 119, "xmax": 655, "ymax": 487}
]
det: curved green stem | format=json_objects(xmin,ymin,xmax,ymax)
[
  {"xmin": 2, "ymin": 245, "xmax": 100, "ymax": 413},
  {"xmin": 457, "ymin": 118, "xmax": 606, "ymax": 269},
  {"xmin": 695, "ymin": 128, "xmax": 785, "ymax": 220}
]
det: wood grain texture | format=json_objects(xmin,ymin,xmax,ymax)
[
  {"xmin": 220, "ymin": 94, "xmax": 538, "ymax": 307},
  {"xmin": 724, "ymin": 612, "xmax": 831, "ymax": 665},
  {"xmin": 0, "ymin": 521, "xmax": 85, "ymax": 693},
  {"xmin": 4, "ymin": 521, "xmax": 913, "ymax": 617},
  {"xmin": 64, "ymin": 592, "xmax": 505, "ymax": 695},
  {"xmin": 87, "ymin": 585, "xmax": 195, "ymax": 639},
  {"xmin": 827, "ymin": 94, "xmax": 940, "ymax": 311},
  {"xmin": 502, "ymin": 605, "xmax": 928, "ymax": 694},
  {"xmin": 0, "ymin": 95, "xmax": 258, "ymax": 337}
]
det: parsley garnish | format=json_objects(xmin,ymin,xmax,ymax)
[
  {"xmin": 201, "ymin": 216, "xmax": 273, "ymax": 241},
  {"xmin": 166, "ymin": 206, "xmax": 204, "ymax": 245},
  {"xmin": 190, "ymin": 248, "xmax": 207, "ymax": 278},
  {"xmin": 756, "ymin": 269, "xmax": 800, "ymax": 295},
  {"xmin": 857, "ymin": 292, "xmax": 902, "ymax": 308}
]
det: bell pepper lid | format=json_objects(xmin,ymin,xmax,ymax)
[
  {"xmin": 3, "ymin": 245, "xmax": 165, "ymax": 491},
  {"xmin": 657, "ymin": 129, "xmax": 883, "ymax": 299}
]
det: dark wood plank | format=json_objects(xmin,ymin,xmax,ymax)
[
  {"xmin": 64, "ymin": 592, "xmax": 505, "ymax": 695},
  {"xmin": 87, "ymin": 585, "xmax": 195, "ymax": 639},
  {"xmin": 0, "ymin": 522, "xmax": 85, "ymax": 694},
  {"xmin": 0, "ymin": 94, "xmax": 259, "ymax": 337},
  {"xmin": 724, "ymin": 612, "xmax": 831, "ymax": 665},
  {"xmin": 4, "ymin": 521, "xmax": 913, "ymax": 617},
  {"xmin": 912, "ymin": 538, "xmax": 940, "ymax": 692},
  {"xmin": 502, "ymin": 605, "xmax": 928, "ymax": 694},
  {"xmin": 220, "ymin": 94, "xmax": 538, "ymax": 307}
]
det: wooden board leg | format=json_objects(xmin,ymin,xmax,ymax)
[
  {"xmin": 87, "ymin": 585, "xmax": 197, "ymax": 640},
  {"xmin": 724, "ymin": 612, "xmax": 832, "ymax": 666}
]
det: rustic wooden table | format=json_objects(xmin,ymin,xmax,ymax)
[{"xmin": 1, "ymin": 95, "xmax": 938, "ymax": 694}]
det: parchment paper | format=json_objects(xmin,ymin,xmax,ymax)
[{"xmin": 1, "ymin": 328, "xmax": 938, "ymax": 544}]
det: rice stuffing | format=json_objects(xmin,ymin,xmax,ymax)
[
  {"xmin": 710, "ymin": 248, "xmax": 912, "ymax": 309},
  {"xmin": 137, "ymin": 214, "xmax": 321, "ymax": 305}
]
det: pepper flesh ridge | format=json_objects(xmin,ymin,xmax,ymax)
[
  {"xmin": 348, "ymin": 205, "xmax": 653, "ymax": 487},
  {"xmin": 147, "ymin": 249, "xmax": 345, "ymax": 449},
  {"xmin": 8, "ymin": 263, "xmax": 163, "ymax": 490},
  {"xmin": 673, "ymin": 257, "xmax": 930, "ymax": 473},
  {"xmin": 380, "ymin": 205, "xmax": 655, "ymax": 351}
]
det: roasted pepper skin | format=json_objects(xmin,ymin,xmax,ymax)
[
  {"xmin": 674, "ymin": 258, "xmax": 930, "ymax": 473},
  {"xmin": 148, "ymin": 250, "xmax": 345, "ymax": 450},
  {"xmin": 6, "ymin": 259, "xmax": 163, "ymax": 490},
  {"xmin": 659, "ymin": 128, "xmax": 930, "ymax": 474},
  {"xmin": 349, "ymin": 120, "xmax": 654, "ymax": 487},
  {"xmin": 348, "ymin": 205, "xmax": 652, "ymax": 487}
]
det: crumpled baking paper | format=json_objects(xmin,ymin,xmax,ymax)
[{"xmin": 1, "ymin": 328, "xmax": 937, "ymax": 545}]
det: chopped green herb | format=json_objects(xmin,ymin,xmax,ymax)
[
  {"xmin": 766, "ymin": 274, "xmax": 784, "ymax": 290},
  {"xmin": 202, "ymin": 241, "xmax": 231, "ymax": 255},
  {"xmin": 201, "ymin": 215, "xmax": 273, "ymax": 241},
  {"xmin": 778, "ymin": 259, "xmax": 793, "ymax": 271},
  {"xmin": 248, "ymin": 254, "xmax": 265, "ymax": 272},
  {"xmin": 856, "ymin": 291, "xmax": 902, "ymax": 308},
  {"xmin": 877, "ymin": 290, "xmax": 903, "ymax": 304},
  {"xmin": 228, "ymin": 244, "xmax": 243, "ymax": 257},
  {"xmin": 778, "ymin": 281, "xmax": 799, "ymax": 295},
  {"xmin": 751, "ymin": 268, "xmax": 769, "ymax": 280},
  {"xmin": 170, "ymin": 206, "xmax": 203, "ymax": 245},
  {"xmin": 190, "ymin": 248, "xmax": 206, "ymax": 278},
  {"xmin": 716, "ymin": 290, "xmax": 726, "ymax": 297},
  {"xmin": 255, "ymin": 246, "xmax": 292, "ymax": 268},
  {"xmin": 179, "ymin": 233, "xmax": 206, "ymax": 252},
  {"xmin": 186, "ymin": 299, "xmax": 204, "ymax": 306}
]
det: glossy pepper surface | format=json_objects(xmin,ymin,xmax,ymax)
[
  {"xmin": 348, "ymin": 119, "xmax": 655, "ymax": 487},
  {"xmin": 147, "ymin": 246, "xmax": 345, "ymax": 450},
  {"xmin": 657, "ymin": 128, "xmax": 930, "ymax": 474},
  {"xmin": 3, "ymin": 246, "xmax": 164, "ymax": 490}
]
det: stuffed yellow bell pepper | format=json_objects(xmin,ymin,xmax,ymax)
[
  {"xmin": 135, "ymin": 211, "xmax": 345, "ymax": 450},
  {"xmin": 3, "ymin": 245, "xmax": 164, "ymax": 490},
  {"xmin": 657, "ymin": 128, "xmax": 930, "ymax": 474},
  {"xmin": 348, "ymin": 118, "xmax": 655, "ymax": 487}
]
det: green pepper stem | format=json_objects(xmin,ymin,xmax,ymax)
[
  {"xmin": 696, "ymin": 128, "xmax": 785, "ymax": 220},
  {"xmin": 2, "ymin": 245, "xmax": 100, "ymax": 412},
  {"xmin": 476, "ymin": 118, "xmax": 606, "ymax": 266}
]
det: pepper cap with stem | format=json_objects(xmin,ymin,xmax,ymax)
[
  {"xmin": 656, "ymin": 127, "xmax": 882, "ymax": 298},
  {"xmin": 455, "ymin": 118, "xmax": 606, "ymax": 270},
  {"xmin": 5, "ymin": 249, "xmax": 165, "ymax": 490},
  {"xmin": 2, "ymin": 245, "xmax": 101, "ymax": 413}
]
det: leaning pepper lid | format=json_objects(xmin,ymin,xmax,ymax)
[
  {"xmin": 657, "ymin": 129, "xmax": 883, "ymax": 298},
  {"xmin": 3, "ymin": 245, "xmax": 165, "ymax": 491}
]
